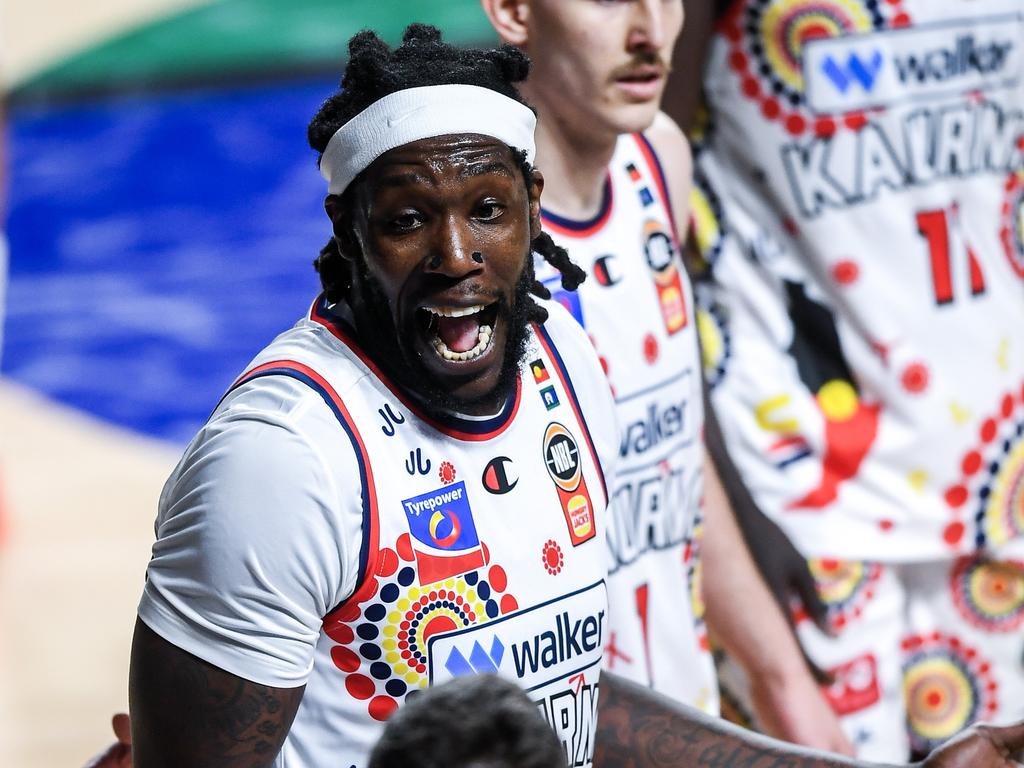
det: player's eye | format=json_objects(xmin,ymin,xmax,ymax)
[
  {"xmin": 387, "ymin": 210, "xmax": 424, "ymax": 231},
  {"xmin": 475, "ymin": 200, "xmax": 505, "ymax": 221}
]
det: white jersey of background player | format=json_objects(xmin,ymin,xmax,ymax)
[
  {"xmin": 676, "ymin": 0, "xmax": 1024, "ymax": 759},
  {"xmin": 482, "ymin": 0, "xmax": 850, "ymax": 750}
]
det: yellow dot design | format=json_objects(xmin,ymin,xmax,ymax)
[
  {"xmin": 817, "ymin": 379, "xmax": 858, "ymax": 422},
  {"xmin": 904, "ymin": 657, "xmax": 976, "ymax": 743},
  {"xmin": 984, "ymin": 438, "xmax": 1024, "ymax": 547},
  {"xmin": 762, "ymin": 0, "xmax": 872, "ymax": 93}
]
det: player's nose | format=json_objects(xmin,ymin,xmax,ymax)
[
  {"xmin": 629, "ymin": 0, "xmax": 670, "ymax": 51},
  {"xmin": 423, "ymin": 215, "xmax": 482, "ymax": 279}
]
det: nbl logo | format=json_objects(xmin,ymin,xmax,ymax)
[
  {"xmin": 644, "ymin": 229, "xmax": 675, "ymax": 273},
  {"xmin": 543, "ymin": 423, "xmax": 595, "ymax": 547},
  {"xmin": 544, "ymin": 423, "xmax": 581, "ymax": 491},
  {"xmin": 643, "ymin": 219, "xmax": 688, "ymax": 335}
]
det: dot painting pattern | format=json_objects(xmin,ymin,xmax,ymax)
[
  {"xmin": 323, "ymin": 535, "xmax": 519, "ymax": 721},
  {"xmin": 722, "ymin": 0, "xmax": 911, "ymax": 136}
]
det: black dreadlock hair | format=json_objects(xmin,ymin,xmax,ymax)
[{"xmin": 307, "ymin": 23, "xmax": 584, "ymax": 323}]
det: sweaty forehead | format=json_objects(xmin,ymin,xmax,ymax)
[{"xmin": 368, "ymin": 134, "xmax": 520, "ymax": 184}]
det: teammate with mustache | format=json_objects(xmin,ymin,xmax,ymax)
[{"xmin": 480, "ymin": 0, "xmax": 851, "ymax": 752}]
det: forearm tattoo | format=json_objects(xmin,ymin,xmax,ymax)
[
  {"xmin": 130, "ymin": 619, "xmax": 305, "ymax": 767},
  {"xmin": 594, "ymin": 673, "xmax": 868, "ymax": 768}
]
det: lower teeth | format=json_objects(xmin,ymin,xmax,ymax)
[{"xmin": 433, "ymin": 324, "xmax": 493, "ymax": 361}]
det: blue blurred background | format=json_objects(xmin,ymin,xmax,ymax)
[{"xmin": 6, "ymin": 0, "xmax": 495, "ymax": 443}]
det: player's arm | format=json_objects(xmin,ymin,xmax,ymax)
[
  {"xmin": 644, "ymin": 112, "xmax": 845, "ymax": 747},
  {"xmin": 702, "ymin": 386, "xmax": 832, "ymax": 635},
  {"xmin": 595, "ymin": 671, "xmax": 1024, "ymax": 768},
  {"xmin": 701, "ymin": 454, "xmax": 852, "ymax": 754},
  {"xmin": 128, "ymin": 386, "xmax": 357, "ymax": 767},
  {"xmin": 129, "ymin": 619, "xmax": 304, "ymax": 768},
  {"xmin": 651, "ymin": 107, "xmax": 832, "ymax": 640}
]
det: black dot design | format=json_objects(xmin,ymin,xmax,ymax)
[{"xmin": 972, "ymin": 417, "xmax": 1024, "ymax": 548}]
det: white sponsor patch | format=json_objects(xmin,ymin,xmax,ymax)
[
  {"xmin": 427, "ymin": 580, "xmax": 606, "ymax": 768},
  {"xmin": 427, "ymin": 579, "xmax": 606, "ymax": 690},
  {"xmin": 804, "ymin": 14, "xmax": 1024, "ymax": 114}
]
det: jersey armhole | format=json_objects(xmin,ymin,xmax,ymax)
[
  {"xmin": 225, "ymin": 360, "xmax": 381, "ymax": 624},
  {"xmin": 634, "ymin": 132, "xmax": 680, "ymax": 245}
]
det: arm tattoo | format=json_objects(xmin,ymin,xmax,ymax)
[
  {"xmin": 594, "ymin": 673, "xmax": 892, "ymax": 768},
  {"xmin": 130, "ymin": 618, "xmax": 305, "ymax": 768}
]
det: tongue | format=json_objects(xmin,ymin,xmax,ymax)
[{"xmin": 437, "ymin": 316, "xmax": 481, "ymax": 353}]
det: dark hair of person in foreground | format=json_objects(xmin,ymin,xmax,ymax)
[{"xmin": 368, "ymin": 674, "xmax": 565, "ymax": 768}]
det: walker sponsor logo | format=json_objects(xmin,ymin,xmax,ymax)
[
  {"xmin": 429, "ymin": 582, "xmax": 607, "ymax": 767},
  {"xmin": 616, "ymin": 371, "xmax": 694, "ymax": 459},
  {"xmin": 619, "ymin": 399, "xmax": 689, "ymax": 458},
  {"xmin": 428, "ymin": 580, "xmax": 607, "ymax": 691},
  {"xmin": 820, "ymin": 50, "xmax": 884, "ymax": 95},
  {"xmin": 804, "ymin": 15, "xmax": 1023, "ymax": 114}
]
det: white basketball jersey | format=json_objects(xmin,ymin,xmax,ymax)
[
  {"xmin": 537, "ymin": 132, "xmax": 718, "ymax": 713},
  {"xmin": 696, "ymin": 0, "xmax": 1024, "ymax": 561},
  {"xmin": 145, "ymin": 297, "xmax": 616, "ymax": 768}
]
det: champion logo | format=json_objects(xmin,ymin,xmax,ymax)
[
  {"xmin": 592, "ymin": 254, "xmax": 622, "ymax": 287},
  {"xmin": 482, "ymin": 456, "xmax": 518, "ymax": 495},
  {"xmin": 821, "ymin": 50, "xmax": 884, "ymax": 94}
]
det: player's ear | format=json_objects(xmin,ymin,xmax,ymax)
[
  {"xmin": 324, "ymin": 195, "xmax": 360, "ymax": 261},
  {"xmin": 527, "ymin": 168, "xmax": 544, "ymax": 241},
  {"xmin": 480, "ymin": 0, "xmax": 531, "ymax": 46}
]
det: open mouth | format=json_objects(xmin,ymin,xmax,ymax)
[{"xmin": 417, "ymin": 303, "xmax": 499, "ymax": 362}]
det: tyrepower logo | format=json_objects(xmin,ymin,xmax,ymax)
[{"xmin": 804, "ymin": 14, "xmax": 1023, "ymax": 114}]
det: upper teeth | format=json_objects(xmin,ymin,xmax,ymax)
[{"xmin": 425, "ymin": 305, "xmax": 485, "ymax": 318}]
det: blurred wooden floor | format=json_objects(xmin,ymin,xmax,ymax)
[{"xmin": 0, "ymin": 378, "xmax": 178, "ymax": 767}]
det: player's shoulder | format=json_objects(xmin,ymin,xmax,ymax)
[
  {"xmin": 642, "ymin": 111, "xmax": 692, "ymax": 172},
  {"xmin": 532, "ymin": 297, "xmax": 620, "ymax": 476},
  {"xmin": 533, "ymin": 300, "xmax": 611, "ymax": 399},
  {"xmin": 638, "ymin": 112, "xmax": 693, "ymax": 236},
  {"xmin": 534, "ymin": 296, "xmax": 592, "ymax": 358}
]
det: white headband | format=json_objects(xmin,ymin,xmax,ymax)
[{"xmin": 319, "ymin": 84, "xmax": 537, "ymax": 195}]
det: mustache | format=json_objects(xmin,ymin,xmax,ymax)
[
  {"xmin": 407, "ymin": 280, "xmax": 507, "ymax": 310},
  {"xmin": 609, "ymin": 53, "xmax": 671, "ymax": 80}
]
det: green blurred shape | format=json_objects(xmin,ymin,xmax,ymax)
[{"xmin": 16, "ymin": 0, "xmax": 497, "ymax": 101}]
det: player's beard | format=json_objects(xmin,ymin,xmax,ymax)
[{"xmin": 348, "ymin": 260, "xmax": 534, "ymax": 418}]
